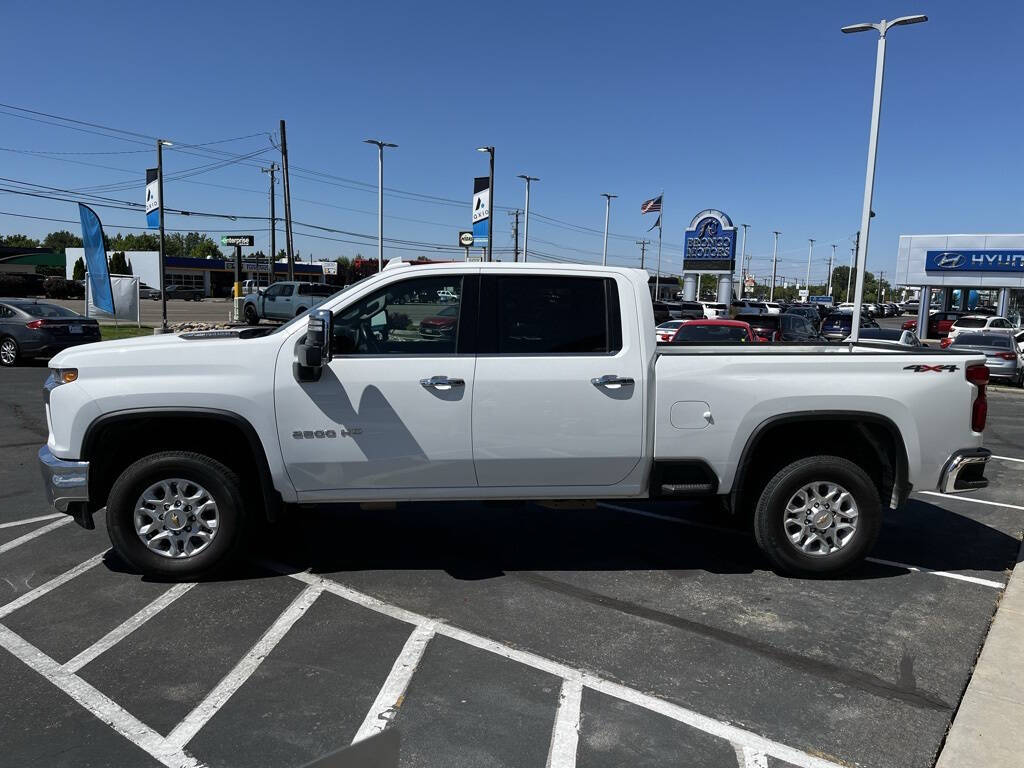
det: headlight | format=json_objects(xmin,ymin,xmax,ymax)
[{"xmin": 44, "ymin": 368, "xmax": 78, "ymax": 402}]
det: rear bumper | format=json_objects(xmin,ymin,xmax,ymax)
[
  {"xmin": 38, "ymin": 445, "xmax": 90, "ymax": 513},
  {"xmin": 938, "ymin": 448, "xmax": 991, "ymax": 494}
]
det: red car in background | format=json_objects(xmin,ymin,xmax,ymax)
[
  {"xmin": 419, "ymin": 305, "xmax": 459, "ymax": 338},
  {"xmin": 903, "ymin": 310, "xmax": 962, "ymax": 338},
  {"xmin": 669, "ymin": 319, "xmax": 760, "ymax": 344}
]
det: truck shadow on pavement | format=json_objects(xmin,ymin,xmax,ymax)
[{"xmin": 248, "ymin": 496, "xmax": 1019, "ymax": 583}]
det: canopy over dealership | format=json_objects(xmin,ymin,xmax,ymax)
[{"xmin": 896, "ymin": 234, "xmax": 1024, "ymax": 338}]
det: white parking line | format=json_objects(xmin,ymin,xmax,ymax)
[
  {"xmin": 918, "ymin": 490, "xmax": 1024, "ymax": 512},
  {"xmin": 0, "ymin": 513, "xmax": 64, "ymax": 530},
  {"xmin": 352, "ymin": 621, "xmax": 437, "ymax": 744},
  {"xmin": 546, "ymin": 675, "xmax": 583, "ymax": 768},
  {"xmin": 0, "ymin": 517, "xmax": 72, "ymax": 555},
  {"xmin": 738, "ymin": 745, "xmax": 770, "ymax": 768},
  {"xmin": 62, "ymin": 583, "xmax": 197, "ymax": 674},
  {"xmin": 865, "ymin": 557, "xmax": 1004, "ymax": 590},
  {"xmin": 991, "ymin": 455, "xmax": 1024, "ymax": 463},
  {"xmin": 0, "ymin": 623, "xmax": 201, "ymax": 768},
  {"xmin": 164, "ymin": 583, "xmax": 323, "ymax": 750},
  {"xmin": 276, "ymin": 566, "xmax": 848, "ymax": 768},
  {"xmin": 0, "ymin": 551, "xmax": 105, "ymax": 620}
]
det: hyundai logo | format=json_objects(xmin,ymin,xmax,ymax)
[{"xmin": 934, "ymin": 252, "xmax": 965, "ymax": 269}]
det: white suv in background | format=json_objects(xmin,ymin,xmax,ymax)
[
  {"xmin": 701, "ymin": 302, "xmax": 728, "ymax": 318},
  {"xmin": 946, "ymin": 315, "xmax": 1016, "ymax": 342}
]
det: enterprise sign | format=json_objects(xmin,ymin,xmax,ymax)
[{"xmin": 925, "ymin": 250, "xmax": 1024, "ymax": 273}]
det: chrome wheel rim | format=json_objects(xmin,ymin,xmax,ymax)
[
  {"xmin": 134, "ymin": 478, "xmax": 219, "ymax": 558},
  {"xmin": 783, "ymin": 480, "xmax": 858, "ymax": 556},
  {"xmin": 0, "ymin": 340, "xmax": 16, "ymax": 364}
]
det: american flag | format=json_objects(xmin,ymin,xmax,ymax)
[{"xmin": 640, "ymin": 195, "xmax": 662, "ymax": 214}]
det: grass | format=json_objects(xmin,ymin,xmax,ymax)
[{"xmin": 99, "ymin": 325, "xmax": 154, "ymax": 341}]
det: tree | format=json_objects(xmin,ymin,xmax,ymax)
[
  {"xmin": 42, "ymin": 230, "xmax": 83, "ymax": 252},
  {"xmin": 108, "ymin": 251, "xmax": 132, "ymax": 275},
  {"xmin": 107, "ymin": 232, "xmax": 160, "ymax": 251},
  {"xmin": 72, "ymin": 257, "xmax": 86, "ymax": 281},
  {"xmin": 0, "ymin": 233, "xmax": 40, "ymax": 248}
]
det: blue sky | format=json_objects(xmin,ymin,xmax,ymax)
[{"xmin": 1, "ymin": 0, "xmax": 1021, "ymax": 285}]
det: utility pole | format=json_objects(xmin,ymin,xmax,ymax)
[
  {"xmin": 635, "ymin": 239, "xmax": 650, "ymax": 270},
  {"xmin": 261, "ymin": 163, "xmax": 277, "ymax": 287},
  {"xmin": 770, "ymin": 231, "xmax": 781, "ymax": 301},
  {"xmin": 156, "ymin": 138, "xmax": 172, "ymax": 332},
  {"xmin": 877, "ymin": 270, "xmax": 885, "ymax": 302},
  {"xmin": 827, "ymin": 244, "xmax": 836, "ymax": 296},
  {"xmin": 517, "ymin": 175, "xmax": 538, "ymax": 262},
  {"xmin": 279, "ymin": 120, "xmax": 295, "ymax": 281},
  {"xmin": 508, "ymin": 209, "xmax": 520, "ymax": 261},
  {"xmin": 848, "ymin": 231, "xmax": 860, "ymax": 302},
  {"xmin": 600, "ymin": 193, "xmax": 617, "ymax": 266},
  {"xmin": 805, "ymin": 238, "xmax": 815, "ymax": 293},
  {"xmin": 737, "ymin": 224, "xmax": 749, "ymax": 303}
]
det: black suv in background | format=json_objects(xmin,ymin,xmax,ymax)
[{"xmin": 820, "ymin": 311, "xmax": 880, "ymax": 342}]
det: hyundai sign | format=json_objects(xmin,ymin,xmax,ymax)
[
  {"xmin": 683, "ymin": 209, "xmax": 736, "ymax": 272},
  {"xmin": 925, "ymin": 250, "xmax": 1024, "ymax": 273}
]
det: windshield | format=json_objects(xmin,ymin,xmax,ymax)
[
  {"xmin": 823, "ymin": 314, "xmax": 853, "ymax": 328},
  {"xmin": 736, "ymin": 314, "xmax": 778, "ymax": 328},
  {"xmin": 955, "ymin": 318, "xmax": 987, "ymax": 328},
  {"xmin": 673, "ymin": 324, "xmax": 751, "ymax": 342},
  {"xmin": 17, "ymin": 303, "xmax": 80, "ymax": 318}
]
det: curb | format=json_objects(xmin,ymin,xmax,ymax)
[{"xmin": 935, "ymin": 536, "xmax": 1024, "ymax": 768}]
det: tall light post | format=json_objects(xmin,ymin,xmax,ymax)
[
  {"xmin": 828, "ymin": 243, "xmax": 837, "ymax": 295},
  {"xmin": 156, "ymin": 139, "xmax": 172, "ymax": 333},
  {"xmin": 769, "ymin": 231, "xmax": 780, "ymax": 301},
  {"xmin": 476, "ymin": 146, "xmax": 495, "ymax": 261},
  {"xmin": 517, "ymin": 174, "xmax": 538, "ymax": 262},
  {"xmin": 737, "ymin": 223, "xmax": 749, "ymax": 301},
  {"xmin": 842, "ymin": 13, "xmax": 927, "ymax": 340},
  {"xmin": 805, "ymin": 238, "xmax": 815, "ymax": 293},
  {"xmin": 600, "ymin": 193, "xmax": 617, "ymax": 266},
  {"xmin": 365, "ymin": 139, "xmax": 398, "ymax": 270}
]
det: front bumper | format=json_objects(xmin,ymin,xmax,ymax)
[
  {"xmin": 938, "ymin": 448, "xmax": 991, "ymax": 493},
  {"xmin": 38, "ymin": 445, "xmax": 90, "ymax": 513}
]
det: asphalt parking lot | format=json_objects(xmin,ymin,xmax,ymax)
[{"xmin": 1, "ymin": 363, "xmax": 1022, "ymax": 768}]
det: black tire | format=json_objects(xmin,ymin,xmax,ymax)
[
  {"xmin": 0, "ymin": 336, "xmax": 18, "ymax": 367},
  {"xmin": 244, "ymin": 304, "xmax": 260, "ymax": 325},
  {"xmin": 295, "ymin": 306, "xmax": 308, "ymax": 317},
  {"xmin": 106, "ymin": 451, "xmax": 247, "ymax": 580},
  {"xmin": 753, "ymin": 455, "xmax": 881, "ymax": 577}
]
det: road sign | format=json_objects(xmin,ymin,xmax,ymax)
[
  {"xmin": 220, "ymin": 235, "xmax": 254, "ymax": 247},
  {"xmin": 798, "ymin": 289, "xmax": 809, "ymax": 300},
  {"xmin": 458, "ymin": 231, "xmax": 474, "ymax": 248}
]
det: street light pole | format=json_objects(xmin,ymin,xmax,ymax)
[
  {"xmin": 842, "ymin": 13, "xmax": 927, "ymax": 340},
  {"xmin": 156, "ymin": 139, "xmax": 172, "ymax": 333},
  {"xmin": 517, "ymin": 174, "xmax": 538, "ymax": 262},
  {"xmin": 828, "ymin": 243, "xmax": 837, "ymax": 296},
  {"xmin": 261, "ymin": 163, "xmax": 277, "ymax": 287},
  {"xmin": 476, "ymin": 146, "xmax": 495, "ymax": 261},
  {"xmin": 365, "ymin": 139, "xmax": 398, "ymax": 271},
  {"xmin": 601, "ymin": 193, "xmax": 617, "ymax": 266},
  {"xmin": 770, "ymin": 231, "xmax": 780, "ymax": 301},
  {"xmin": 805, "ymin": 238, "xmax": 815, "ymax": 293},
  {"xmin": 737, "ymin": 224, "xmax": 749, "ymax": 302}
]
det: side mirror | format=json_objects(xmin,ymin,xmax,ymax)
[{"xmin": 296, "ymin": 309, "xmax": 332, "ymax": 381}]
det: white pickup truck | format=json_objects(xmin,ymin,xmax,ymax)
[{"xmin": 39, "ymin": 262, "xmax": 991, "ymax": 580}]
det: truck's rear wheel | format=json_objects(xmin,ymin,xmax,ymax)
[
  {"xmin": 753, "ymin": 455, "xmax": 881, "ymax": 577},
  {"xmin": 106, "ymin": 452, "xmax": 247, "ymax": 579}
]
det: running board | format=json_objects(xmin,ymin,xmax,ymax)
[{"xmin": 660, "ymin": 483, "xmax": 715, "ymax": 496}]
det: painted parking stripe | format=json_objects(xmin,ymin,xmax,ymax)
[
  {"xmin": 918, "ymin": 490, "xmax": 1024, "ymax": 512},
  {"xmin": 0, "ymin": 551, "xmax": 105, "ymax": 620},
  {"xmin": 62, "ymin": 583, "xmax": 197, "ymax": 674},
  {"xmin": 0, "ymin": 623, "xmax": 200, "ymax": 768},
  {"xmin": 352, "ymin": 621, "xmax": 437, "ymax": 744},
  {"xmin": 164, "ymin": 583, "xmax": 323, "ymax": 750},
  {"xmin": 991, "ymin": 455, "xmax": 1024, "ymax": 463},
  {"xmin": 546, "ymin": 675, "xmax": 583, "ymax": 768},
  {"xmin": 0, "ymin": 517, "xmax": 72, "ymax": 555},
  {"xmin": 599, "ymin": 502, "xmax": 1003, "ymax": 589},
  {"xmin": 737, "ymin": 745, "xmax": 769, "ymax": 768},
  {"xmin": 0, "ymin": 513, "xmax": 65, "ymax": 530},
  {"xmin": 276, "ymin": 566, "xmax": 848, "ymax": 768}
]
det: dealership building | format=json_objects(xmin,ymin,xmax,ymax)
[{"xmin": 896, "ymin": 234, "xmax": 1024, "ymax": 338}]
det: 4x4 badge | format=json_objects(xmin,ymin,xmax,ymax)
[{"xmin": 903, "ymin": 364, "xmax": 959, "ymax": 372}]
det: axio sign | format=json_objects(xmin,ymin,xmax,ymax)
[
  {"xmin": 683, "ymin": 209, "xmax": 736, "ymax": 272},
  {"xmin": 926, "ymin": 250, "xmax": 1024, "ymax": 273}
]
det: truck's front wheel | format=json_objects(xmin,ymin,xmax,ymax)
[
  {"xmin": 753, "ymin": 455, "xmax": 881, "ymax": 577},
  {"xmin": 106, "ymin": 452, "xmax": 247, "ymax": 579}
]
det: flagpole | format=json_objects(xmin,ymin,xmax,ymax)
[{"xmin": 655, "ymin": 192, "xmax": 663, "ymax": 299}]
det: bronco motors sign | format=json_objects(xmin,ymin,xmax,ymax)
[
  {"xmin": 926, "ymin": 250, "xmax": 1024, "ymax": 272},
  {"xmin": 683, "ymin": 209, "xmax": 737, "ymax": 272}
]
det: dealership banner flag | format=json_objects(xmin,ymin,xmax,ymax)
[
  {"xmin": 78, "ymin": 203, "xmax": 115, "ymax": 314},
  {"xmin": 472, "ymin": 176, "xmax": 490, "ymax": 244},
  {"xmin": 145, "ymin": 168, "xmax": 159, "ymax": 229}
]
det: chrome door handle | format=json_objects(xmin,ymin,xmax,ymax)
[
  {"xmin": 591, "ymin": 374, "xmax": 635, "ymax": 388},
  {"xmin": 420, "ymin": 375, "xmax": 465, "ymax": 390}
]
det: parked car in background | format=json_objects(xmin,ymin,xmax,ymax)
[
  {"xmin": 437, "ymin": 288, "xmax": 459, "ymax": 303},
  {"xmin": 820, "ymin": 311, "xmax": 880, "ymax": 342},
  {"xmin": 843, "ymin": 328, "xmax": 924, "ymax": 347},
  {"xmin": 669, "ymin": 319, "xmax": 758, "ymax": 344},
  {"xmin": 700, "ymin": 302, "xmax": 729, "ymax": 319},
  {"xmin": 784, "ymin": 305, "xmax": 822, "ymax": 329},
  {"xmin": 655, "ymin": 320, "xmax": 688, "ymax": 342},
  {"xmin": 947, "ymin": 332, "xmax": 1023, "ymax": 386},
  {"xmin": 903, "ymin": 310, "xmax": 962, "ymax": 338},
  {"xmin": 162, "ymin": 284, "xmax": 204, "ymax": 301},
  {"xmin": 763, "ymin": 302, "xmax": 782, "ymax": 315},
  {"xmin": 734, "ymin": 312, "xmax": 823, "ymax": 343},
  {"xmin": 662, "ymin": 301, "xmax": 704, "ymax": 320},
  {"xmin": 651, "ymin": 301, "xmax": 671, "ymax": 325},
  {"xmin": 419, "ymin": 305, "xmax": 459, "ymax": 338},
  {"xmin": 969, "ymin": 305, "xmax": 997, "ymax": 316},
  {"xmin": 946, "ymin": 315, "xmax": 1015, "ymax": 342},
  {"xmin": 0, "ymin": 299, "xmax": 100, "ymax": 366},
  {"xmin": 243, "ymin": 281, "xmax": 336, "ymax": 324},
  {"xmin": 138, "ymin": 282, "xmax": 160, "ymax": 300}
]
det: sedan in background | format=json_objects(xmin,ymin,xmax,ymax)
[
  {"xmin": 948, "ymin": 332, "xmax": 1023, "ymax": 386},
  {"xmin": 419, "ymin": 305, "xmax": 459, "ymax": 338},
  {"xmin": 138, "ymin": 282, "xmax": 160, "ymax": 300},
  {"xmin": 820, "ymin": 311, "xmax": 880, "ymax": 342},
  {"xmin": 655, "ymin": 320, "xmax": 688, "ymax": 342},
  {"xmin": 0, "ymin": 299, "xmax": 100, "ymax": 366},
  {"xmin": 669, "ymin": 319, "xmax": 758, "ymax": 343}
]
